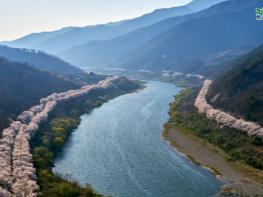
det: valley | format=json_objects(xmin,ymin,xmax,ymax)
[
  {"xmin": 53, "ymin": 81, "xmax": 222, "ymax": 197},
  {"xmin": 0, "ymin": 0, "xmax": 263, "ymax": 196}
]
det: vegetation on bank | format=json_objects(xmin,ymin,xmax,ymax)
[
  {"xmin": 0, "ymin": 57, "xmax": 106, "ymax": 133},
  {"xmin": 207, "ymin": 43, "xmax": 263, "ymax": 126},
  {"xmin": 30, "ymin": 79, "xmax": 142, "ymax": 196},
  {"xmin": 32, "ymin": 115, "xmax": 104, "ymax": 197},
  {"xmin": 168, "ymin": 88, "xmax": 263, "ymax": 170},
  {"xmin": 0, "ymin": 58, "xmax": 78, "ymax": 132}
]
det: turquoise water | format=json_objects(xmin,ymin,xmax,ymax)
[{"xmin": 54, "ymin": 81, "xmax": 221, "ymax": 197}]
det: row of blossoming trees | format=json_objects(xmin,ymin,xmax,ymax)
[
  {"xmin": 195, "ymin": 80, "xmax": 263, "ymax": 140},
  {"xmin": 0, "ymin": 77, "xmax": 119, "ymax": 197}
]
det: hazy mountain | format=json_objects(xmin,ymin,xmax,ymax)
[
  {"xmin": 117, "ymin": 0, "xmax": 263, "ymax": 72},
  {"xmin": 207, "ymin": 43, "xmax": 263, "ymax": 126},
  {"xmin": 181, "ymin": 47, "xmax": 251, "ymax": 77},
  {"xmin": 187, "ymin": 0, "xmax": 227, "ymax": 11},
  {"xmin": 1, "ymin": 27, "xmax": 74, "ymax": 50},
  {"xmin": 3, "ymin": 5, "xmax": 194, "ymax": 54},
  {"xmin": 0, "ymin": 58, "xmax": 79, "ymax": 131},
  {"xmin": 2, "ymin": 0, "xmax": 227, "ymax": 55},
  {"xmin": 58, "ymin": 17, "xmax": 184, "ymax": 67},
  {"xmin": 0, "ymin": 45, "xmax": 84, "ymax": 74},
  {"xmin": 58, "ymin": 0, "xmax": 229, "ymax": 67}
]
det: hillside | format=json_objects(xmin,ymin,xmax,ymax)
[
  {"xmin": 3, "ymin": 5, "xmax": 193, "ymax": 54},
  {"xmin": 166, "ymin": 87, "xmax": 263, "ymax": 195},
  {"xmin": 58, "ymin": 0, "xmax": 227, "ymax": 67},
  {"xmin": 1, "ymin": 27, "xmax": 74, "ymax": 51},
  {"xmin": 164, "ymin": 43, "xmax": 263, "ymax": 183},
  {"xmin": 207, "ymin": 43, "xmax": 263, "ymax": 126},
  {"xmin": 187, "ymin": 0, "xmax": 227, "ymax": 11},
  {"xmin": 0, "ymin": 58, "xmax": 79, "ymax": 131},
  {"xmin": 58, "ymin": 16, "xmax": 185, "ymax": 67},
  {"xmin": 117, "ymin": 0, "xmax": 263, "ymax": 73},
  {"xmin": 0, "ymin": 45, "xmax": 83, "ymax": 74},
  {"xmin": 2, "ymin": 0, "xmax": 226, "ymax": 55}
]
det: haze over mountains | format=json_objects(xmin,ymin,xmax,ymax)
[
  {"xmin": 0, "ymin": 0, "xmax": 263, "ymax": 196},
  {"xmin": 2, "ymin": 0, "xmax": 225, "ymax": 55},
  {"xmin": 1, "ymin": 0, "xmax": 248, "ymax": 130},
  {"xmin": 117, "ymin": 0, "xmax": 263, "ymax": 72},
  {"xmin": 59, "ymin": 0, "xmax": 262, "ymax": 72},
  {"xmin": 0, "ymin": 45, "xmax": 83, "ymax": 74},
  {"xmin": 2, "ymin": 5, "xmax": 193, "ymax": 54},
  {"xmin": 3, "ymin": 0, "xmax": 260, "ymax": 79}
]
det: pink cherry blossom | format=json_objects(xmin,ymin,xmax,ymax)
[{"xmin": 195, "ymin": 80, "xmax": 263, "ymax": 140}]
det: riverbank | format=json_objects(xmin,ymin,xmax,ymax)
[
  {"xmin": 163, "ymin": 123, "xmax": 263, "ymax": 196},
  {"xmin": 30, "ymin": 77, "xmax": 143, "ymax": 196},
  {"xmin": 163, "ymin": 88, "xmax": 263, "ymax": 196},
  {"xmin": 54, "ymin": 80, "xmax": 222, "ymax": 197}
]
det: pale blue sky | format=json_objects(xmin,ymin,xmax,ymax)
[{"xmin": 0, "ymin": 0, "xmax": 191, "ymax": 41}]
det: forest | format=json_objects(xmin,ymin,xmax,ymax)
[{"xmin": 168, "ymin": 88, "xmax": 263, "ymax": 169}]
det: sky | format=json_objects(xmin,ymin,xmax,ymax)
[{"xmin": 0, "ymin": 0, "xmax": 191, "ymax": 41}]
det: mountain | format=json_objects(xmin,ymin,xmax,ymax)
[
  {"xmin": 58, "ymin": 0, "xmax": 230, "ymax": 67},
  {"xmin": 0, "ymin": 58, "xmax": 79, "ymax": 131},
  {"xmin": 207, "ymin": 43, "xmax": 263, "ymax": 126},
  {"xmin": 117, "ymin": 0, "xmax": 263, "ymax": 73},
  {"xmin": 0, "ymin": 45, "xmax": 84, "ymax": 74},
  {"xmin": 2, "ymin": 0, "xmax": 226, "ymax": 55},
  {"xmin": 1, "ymin": 27, "xmax": 74, "ymax": 51},
  {"xmin": 167, "ymin": 43, "xmax": 263, "ymax": 177},
  {"xmin": 3, "ymin": 6, "xmax": 193, "ymax": 54},
  {"xmin": 187, "ymin": 0, "xmax": 227, "ymax": 11},
  {"xmin": 58, "ymin": 17, "xmax": 184, "ymax": 67}
]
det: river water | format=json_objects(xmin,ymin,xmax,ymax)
[{"xmin": 54, "ymin": 81, "xmax": 221, "ymax": 197}]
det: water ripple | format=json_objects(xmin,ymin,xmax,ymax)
[{"xmin": 54, "ymin": 81, "xmax": 222, "ymax": 197}]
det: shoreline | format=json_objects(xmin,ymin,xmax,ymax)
[
  {"xmin": 162, "ymin": 123, "xmax": 263, "ymax": 197},
  {"xmin": 30, "ymin": 78, "xmax": 144, "ymax": 196}
]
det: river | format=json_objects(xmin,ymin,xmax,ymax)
[{"xmin": 53, "ymin": 81, "xmax": 222, "ymax": 197}]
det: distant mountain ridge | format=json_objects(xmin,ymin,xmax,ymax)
[
  {"xmin": 116, "ymin": 0, "xmax": 263, "ymax": 73},
  {"xmin": 2, "ymin": 5, "xmax": 193, "ymax": 54},
  {"xmin": 58, "ymin": 0, "xmax": 231, "ymax": 67},
  {"xmin": 0, "ymin": 45, "xmax": 83, "ymax": 74},
  {"xmin": 188, "ymin": 0, "xmax": 227, "ymax": 11},
  {"xmin": 1, "ymin": 27, "xmax": 74, "ymax": 50},
  {"xmin": 2, "ymin": 0, "xmax": 225, "ymax": 55}
]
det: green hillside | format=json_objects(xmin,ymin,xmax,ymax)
[
  {"xmin": 0, "ymin": 45, "xmax": 83, "ymax": 74},
  {"xmin": 119, "ymin": 0, "xmax": 263, "ymax": 73},
  {"xmin": 207, "ymin": 43, "xmax": 263, "ymax": 126},
  {"xmin": 0, "ymin": 58, "xmax": 79, "ymax": 131}
]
